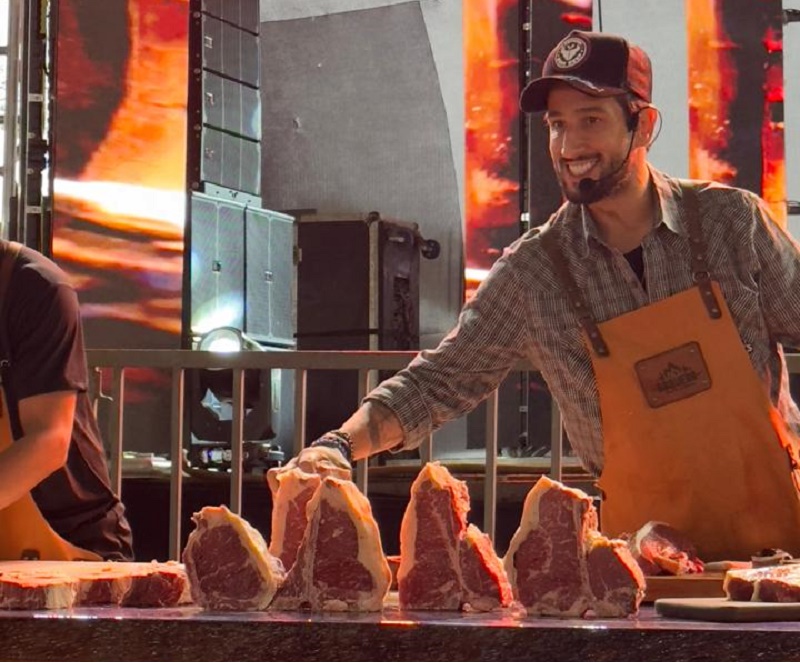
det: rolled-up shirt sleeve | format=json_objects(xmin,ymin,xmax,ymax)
[{"xmin": 366, "ymin": 248, "xmax": 532, "ymax": 451}]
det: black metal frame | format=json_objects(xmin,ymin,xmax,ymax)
[{"xmin": 12, "ymin": 0, "xmax": 51, "ymax": 252}]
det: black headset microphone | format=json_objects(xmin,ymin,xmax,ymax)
[{"xmin": 577, "ymin": 111, "xmax": 641, "ymax": 196}]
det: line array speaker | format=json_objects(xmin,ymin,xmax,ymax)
[
  {"xmin": 188, "ymin": 2, "xmax": 262, "ymax": 197},
  {"xmin": 201, "ymin": 15, "xmax": 260, "ymax": 87},
  {"xmin": 201, "ymin": 126, "xmax": 261, "ymax": 195},
  {"xmin": 200, "ymin": 0, "xmax": 259, "ymax": 34},
  {"xmin": 202, "ymin": 71, "xmax": 261, "ymax": 141}
]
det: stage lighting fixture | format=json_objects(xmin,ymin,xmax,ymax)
[{"xmin": 188, "ymin": 326, "xmax": 284, "ymax": 472}]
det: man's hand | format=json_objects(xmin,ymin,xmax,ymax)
[{"xmin": 266, "ymin": 444, "xmax": 351, "ymax": 495}]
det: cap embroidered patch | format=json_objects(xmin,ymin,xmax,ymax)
[{"xmin": 553, "ymin": 35, "xmax": 589, "ymax": 70}]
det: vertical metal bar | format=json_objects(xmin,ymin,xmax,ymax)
[
  {"xmin": 483, "ymin": 390, "xmax": 499, "ymax": 541},
  {"xmin": 230, "ymin": 367, "xmax": 245, "ymax": 515},
  {"xmin": 89, "ymin": 367, "xmax": 102, "ymax": 419},
  {"xmin": 168, "ymin": 368, "xmax": 185, "ymax": 561},
  {"xmin": 108, "ymin": 367, "xmax": 125, "ymax": 497},
  {"xmin": 293, "ymin": 368, "xmax": 307, "ymax": 457},
  {"xmin": 355, "ymin": 369, "xmax": 370, "ymax": 495},
  {"xmin": 550, "ymin": 398, "xmax": 563, "ymax": 482},
  {"xmin": 2, "ymin": 0, "xmax": 22, "ymax": 236}
]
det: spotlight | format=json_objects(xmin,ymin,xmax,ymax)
[{"xmin": 188, "ymin": 327, "xmax": 285, "ymax": 472}]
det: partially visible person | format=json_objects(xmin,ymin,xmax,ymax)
[
  {"xmin": 279, "ymin": 31, "xmax": 800, "ymax": 562},
  {"xmin": 0, "ymin": 240, "xmax": 133, "ymax": 560}
]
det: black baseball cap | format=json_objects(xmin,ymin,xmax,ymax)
[{"xmin": 520, "ymin": 30, "xmax": 652, "ymax": 113}]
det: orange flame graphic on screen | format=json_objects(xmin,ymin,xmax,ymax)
[
  {"xmin": 686, "ymin": 0, "xmax": 737, "ymax": 183},
  {"xmin": 464, "ymin": 0, "xmax": 520, "ymax": 286},
  {"xmin": 53, "ymin": 0, "xmax": 189, "ymax": 341}
]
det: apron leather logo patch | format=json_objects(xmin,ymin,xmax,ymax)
[{"xmin": 634, "ymin": 341, "xmax": 712, "ymax": 408}]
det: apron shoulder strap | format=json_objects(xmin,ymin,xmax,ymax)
[
  {"xmin": 539, "ymin": 222, "xmax": 610, "ymax": 357},
  {"xmin": 677, "ymin": 183, "xmax": 722, "ymax": 320}
]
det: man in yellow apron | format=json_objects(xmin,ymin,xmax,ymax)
[
  {"xmin": 0, "ymin": 240, "xmax": 132, "ymax": 560},
  {"xmin": 286, "ymin": 31, "xmax": 800, "ymax": 562}
]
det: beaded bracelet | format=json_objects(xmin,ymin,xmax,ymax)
[{"xmin": 310, "ymin": 429, "xmax": 353, "ymax": 464}]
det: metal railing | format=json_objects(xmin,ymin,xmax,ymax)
[
  {"xmin": 87, "ymin": 349, "xmax": 552, "ymax": 559},
  {"xmin": 88, "ymin": 349, "xmax": 800, "ymax": 560}
]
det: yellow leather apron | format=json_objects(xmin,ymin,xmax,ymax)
[
  {"xmin": 542, "ymin": 188, "xmax": 800, "ymax": 561},
  {"xmin": 0, "ymin": 241, "xmax": 99, "ymax": 561}
]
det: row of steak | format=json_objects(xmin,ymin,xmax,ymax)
[
  {"xmin": 182, "ymin": 462, "xmax": 645, "ymax": 617},
  {"xmin": 0, "ymin": 561, "xmax": 189, "ymax": 610}
]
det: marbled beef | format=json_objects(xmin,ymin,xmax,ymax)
[
  {"xmin": 398, "ymin": 462, "xmax": 512, "ymax": 611},
  {"xmin": 627, "ymin": 521, "xmax": 704, "ymax": 576},
  {"xmin": 270, "ymin": 477, "xmax": 390, "ymax": 612},
  {"xmin": 182, "ymin": 505, "xmax": 285, "ymax": 611},
  {"xmin": 0, "ymin": 561, "xmax": 189, "ymax": 609},
  {"xmin": 504, "ymin": 477, "xmax": 644, "ymax": 617},
  {"xmin": 267, "ymin": 469, "xmax": 321, "ymax": 571},
  {"xmin": 0, "ymin": 573, "xmax": 75, "ymax": 610},
  {"xmin": 725, "ymin": 565, "xmax": 800, "ymax": 602}
]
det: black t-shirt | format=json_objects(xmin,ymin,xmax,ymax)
[
  {"xmin": 623, "ymin": 245, "xmax": 646, "ymax": 287},
  {"xmin": 1, "ymin": 244, "xmax": 133, "ymax": 560}
]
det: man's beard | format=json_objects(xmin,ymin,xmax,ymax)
[{"xmin": 559, "ymin": 155, "xmax": 631, "ymax": 205}]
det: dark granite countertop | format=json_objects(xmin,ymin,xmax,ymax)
[{"xmin": 3, "ymin": 604, "xmax": 800, "ymax": 661}]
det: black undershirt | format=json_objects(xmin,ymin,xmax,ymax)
[{"xmin": 624, "ymin": 245, "xmax": 646, "ymax": 286}]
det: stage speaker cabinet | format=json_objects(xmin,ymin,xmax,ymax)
[
  {"xmin": 202, "ymin": 71, "xmax": 261, "ymax": 142},
  {"xmin": 188, "ymin": 3, "xmax": 261, "ymax": 197},
  {"xmin": 189, "ymin": 192, "xmax": 295, "ymax": 347},
  {"xmin": 200, "ymin": 0, "xmax": 259, "ymax": 33},
  {"xmin": 200, "ymin": 15, "xmax": 259, "ymax": 87},
  {"xmin": 245, "ymin": 207, "xmax": 296, "ymax": 347},
  {"xmin": 189, "ymin": 192, "xmax": 246, "ymax": 334},
  {"xmin": 200, "ymin": 127, "xmax": 261, "ymax": 196},
  {"xmin": 296, "ymin": 213, "xmax": 421, "ymax": 439}
]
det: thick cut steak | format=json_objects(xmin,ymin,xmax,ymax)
[
  {"xmin": 268, "ymin": 469, "xmax": 321, "ymax": 571},
  {"xmin": 271, "ymin": 477, "xmax": 390, "ymax": 612},
  {"xmin": 182, "ymin": 505, "xmax": 285, "ymax": 611},
  {"xmin": 0, "ymin": 561, "xmax": 189, "ymax": 609},
  {"xmin": 398, "ymin": 462, "xmax": 512, "ymax": 611},
  {"xmin": 504, "ymin": 477, "xmax": 644, "ymax": 617},
  {"xmin": 0, "ymin": 573, "xmax": 75, "ymax": 610},
  {"xmin": 725, "ymin": 565, "xmax": 800, "ymax": 602},
  {"xmin": 627, "ymin": 521, "xmax": 704, "ymax": 575}
]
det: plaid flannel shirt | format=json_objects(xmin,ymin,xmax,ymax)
[{"xmin": 367, "ymin": 167, "xmax": 800, "ymax": 475}]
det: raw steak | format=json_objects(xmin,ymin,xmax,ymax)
[
  {"xmin": 182, "ymin": 505, "xmax": 285, "ymax": 611},
  {"xmin": 586, "ymin": 534, "xmax": 647, "ymax": 617},
  {"xmin": 724, "ymin": 565, "xmax": 800, "ymax": 602},
  {"xmin": 270, "ymin": 477, "xmax": 390, "ymax": 612},
  {"xmin": 627, "ymin": 521, "xmax": 704, "ymax": 575},
  {"xmin": 0, "ymin": 561, "xmax": 190, "ymax": 609},
  {"xmin": 504, "ymin": 476, "xmax": 645, "ymax": 618},
  {"xmin": 122, "ymin": 562, "xmax": 191, "ymax": 607},
  {"xmin": 0, "ymin": 573, "xmax": 76, "ymax": 610},
  {"xmin": 267, "ymin": 469, "xmax": 321, "ymax": 571},
  {"xmin": 459, "ymin": 524, "xmax": 514, "ymax": 612},
  {"xmin": 398, "ymin": 462, "xmax": 512, "ymax": 612}
]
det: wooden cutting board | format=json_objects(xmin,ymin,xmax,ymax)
[
  {"xmin": 643, "ymin": 573, "xmax": 726, "ymax": 602},
  {"xmin": 655, "ymin": 597, "xmax": 800, "ymax": 622}
]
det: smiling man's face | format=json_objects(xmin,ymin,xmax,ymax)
[{"xmin": 544, "ymin": 83, "xmax": 635, "ymax": 205}]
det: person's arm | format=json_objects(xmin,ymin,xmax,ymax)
[
  {"xmin": 0, "ymin": 390, "xmax": 75, "ymax": 510},
  {"xmin": 745, "ymin": 191, "xmax": 800, "ymax": 345},
  {"xmin": 306, "ymin": 244, "xmax": 533, "ymax": 465},
  {"xmin": 337, "ymin": 400, "xmax": 404, "ymax": 461}
]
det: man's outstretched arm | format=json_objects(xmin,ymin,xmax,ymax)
[{"xmin": 337, "ymin": 400, "xmax": 405, "ymax": 461}]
